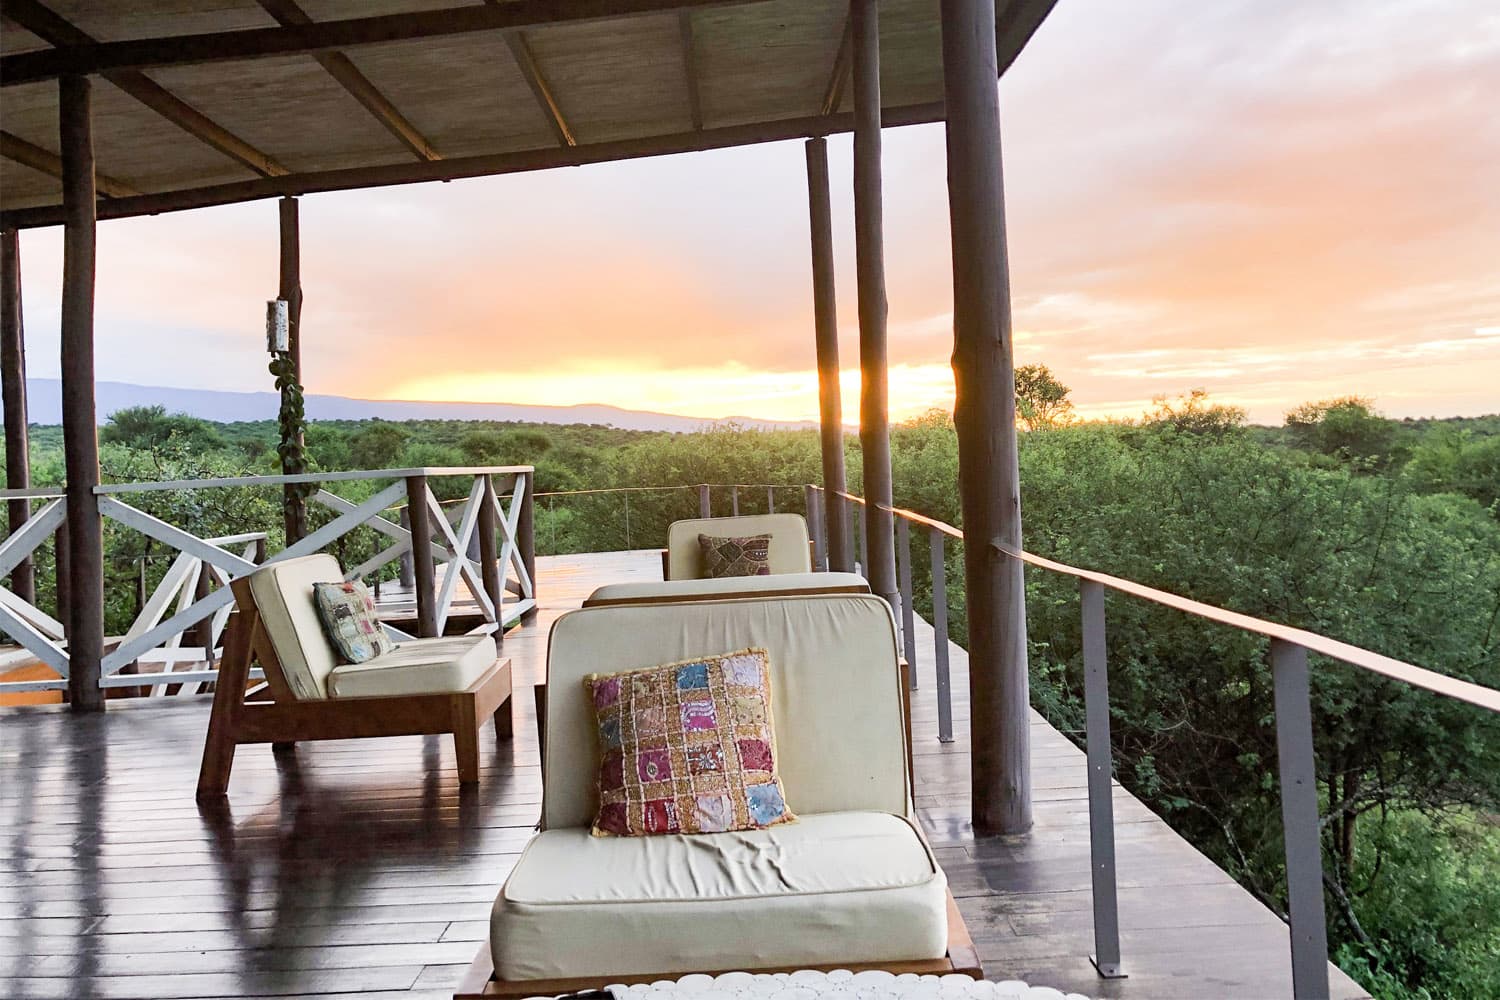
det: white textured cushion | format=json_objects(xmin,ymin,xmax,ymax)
[
  {"xmin": 491, "ymin": 812, "xmax": 947, "ymax": 978},
  {"xmin": 542, "ymin": 594, "xmax": 908, "ymax": 830},
  {"xmin": 248, "ymin": 553, "xmax": 343, "ymax": 700},
  {"xmin": 667, "ymin": 514, "xmax": 811, "ymax": 580},
  {"xmin": 583, "ymin": 571, "xmax": 869, "ymax": 607},
  {"xmin": 328, "ymin": 634, "xmax": 496, "ymax": 698}
]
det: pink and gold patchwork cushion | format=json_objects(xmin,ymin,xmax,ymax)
[{"xmin": 583, "ymin": 648, "xmax": 796, "ymax": 837}]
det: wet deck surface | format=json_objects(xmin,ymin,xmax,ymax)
[{"xmin": 0, "ymin": 550, "xmax": 1367, "ymax": 999}]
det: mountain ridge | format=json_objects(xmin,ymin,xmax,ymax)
[{"xmin": 22, "ymin": 379, "xmax": 816, "ymax": 433}]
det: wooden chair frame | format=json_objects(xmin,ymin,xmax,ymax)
[
  {"xmin": 197, "ymin": 577, "xmax": 513, "ymax": 800},
  {"xmin": 457, "ymin": 662, "xmax": 979, "ymax": 997}
]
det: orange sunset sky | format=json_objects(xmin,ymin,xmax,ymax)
[{"xmin": 11, "ymin": 0, "xmax": 1500, "ymax": 425}]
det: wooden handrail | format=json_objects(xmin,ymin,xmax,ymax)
[{"xmin": 807, "ymin": 484, "xmax": 1500, "ymax": 714}]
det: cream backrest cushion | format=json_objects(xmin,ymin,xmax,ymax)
[
  {"xmin": 666, "ymin": 514, "xmax": 811, "ymax": 580},
  {"xmin": 542, "ymin": 593, "xmax": 908, "ymax": 830},
  {"xmin": 247, "ymin": 553, "xmax": 343, "ymax": 700}
]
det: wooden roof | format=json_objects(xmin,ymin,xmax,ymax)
[{"xmin": 0, "ymin": 0, "xmax": 1056, "ymax": 228}]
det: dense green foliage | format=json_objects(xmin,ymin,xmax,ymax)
[{"xmin": 5, "ymin": 391, "xmax": 1498, "ymax": 999}]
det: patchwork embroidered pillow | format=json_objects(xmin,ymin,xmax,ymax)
[
  {"xmin": 583, "ymin": 648, "xmax": 795, "ymax": 837},
  {"xmin": 698, "ymin": 533, "xmax": 772, "ymax": 578},
  {"xmin": 312, "ymin": 580, "xmax": 394, "ymax": 664}
]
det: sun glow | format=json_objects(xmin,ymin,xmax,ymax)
[{"xmin": 387, "ymin": 363, "xmax": 961, "ymax": 426}]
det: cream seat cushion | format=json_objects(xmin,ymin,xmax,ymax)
[
  {"xmin": 583, "ymin": 571, "xmax": 869, "ymax": 607},
  {"xmin": 491, "ymin": 811, "xmax": 947, "ymax": 978},
  {"xmin": 328, "ymin": 634, "xmax": 496, "ymax": 698},
  {"xmin": 666, "ymin": 514, "xmax": 812, "ymax": 580}
]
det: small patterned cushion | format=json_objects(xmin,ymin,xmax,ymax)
[
  {"xmin": 312, "ymin": 580, "xmax": 395, "ymax": 664},
  {"xmin": 698, "ymin": 533, "xmax": 772, "ymax": 578},
  {"xmin": 583, "ymin": 648, "xmax": 796, "ymax": 837}
]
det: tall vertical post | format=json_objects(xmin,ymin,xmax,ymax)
[
  {"xmin": 517, "ymin": 470, "xmax": 536, "ymax": 620},
  {"xmin": 59, "ymin": 74, "xmax": 105, "ymax": 712},
  {"xmin": 478, "ymin": 475, "xmax": 503, "ymax": 632},
  {"xmin": 851, "ymin": 0, "xmax": 898, "ymax": 614},
  {"xmin": 278, "ymin": 197, "xmax": 308, "ymax": 544},
  {"xmin": 897, "ymin": 517, "xmax": 917, "ymax": 687},
  {"xmin": 1081, "ymin": 580, "xmax": 1125, "ymax": 978},
  {"xmin": 804, "ymin": 137, "xmax": 852, "ymax": 573},
  {"xmin": 405, "ymin": 475, "xmax": 437, "ymax": 638},
  {"xmin": 941, "ymin": 0, "xmax": 1031, "ymax": 833},
  {"xmin": 1, "ymin": 229, "xmax": 35, "ymax": 604},
  {"xmin": 698, "ymin": 483, "xmax": 711, "ymax": 518},
  {"xmin": 1271, "ymin": 639, "xmax": 1332, "ymax": 1000}
]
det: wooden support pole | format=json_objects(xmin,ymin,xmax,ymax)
[
  {"xmin": 805, "ymin": 138, "xmax": 851, "ymax": 573},
  {"xmin": 278, "ymin": 196, "xmax": 308, "ymax": 544},
  {"xmin": 517, "ymin": 472, "xmax": 536, "ymax": 619},
  {"xmin": 54, "ymin": 519, "xmax": 70, "ymax": 628},
  {"xmin": 478, "ymin": 476, "xmax": 503, "ymax": 632},
  {"xmin": 941, "ymin": 0, "xmax": 1032, "ymax": 834},
  {"xmin": 405, "ymin": 476, "xmax": 437, "ymax": 638},
  {"xmin": 1, "ymin": 228, "xmax": 35, "ymax": 604},
  {"xmin": 59, "ymin": 74, "xmax": 105, "ymax": 712},
  {"xmin": 851, "ymin": 0, "xmax": 898, "ymax": 613}
]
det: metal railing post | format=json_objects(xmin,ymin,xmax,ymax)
[
  {"xmin": 623, "ymin": 492, "xmax": 631, "ymax": 550},
  {"xmin": 897, "ymin": 516, "xmax": 917, "ymax": 689},
  {"xmin": 929, "ymin": 528, "xmax": 954, "ymax": 743},
  {"xmin": 699, "ymin": 483, "xmax": 711, "ymax": 518},
  {"xmin": 1081, "ymin": 580, "xmax": 1125, "ymax": 978},
  {"xmin": 731, "ymin": 484, "xmax": 740, "ymax": 516},
  {"xmin": 1271, "ymin": 639, "xmax": 1331, "ymax": 1000},
  {"xmin": 767, "ymin": 485, "xmax": 776, "ymax": 513},
  {"xmin": 856, "ymin": 504, "xmax": 868, "ymax": 579},
  {"xmin": 806, "ymin": 486, "xmax": 827, "ymax": 571}
]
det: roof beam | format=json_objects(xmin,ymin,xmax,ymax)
[
  {"xmin": 256, "ymin": 0, "xmax": 439, "ymax": 162},
  {"xmin": 819, "ymin": 14, "xmax": 853, "ymax": 117},
  {"xmin": 0, "ymin": 0, "xmax": 745, "ymax": 86},
  {"xmin": 996, "ymin": 0, "xmax": 1060, "ymax": 75},
  {"xmin": 1, "ymin": 101, "xmax": 947, "ymax": 230},
  {"xmin": 2, "ymin": 0, "xmax": 289, "ymax": 177},
  {"xmin": 0, "ymin": 130, "xmax": 141, "ymax": 198},
  {"xmin": 678, "ymin": 11, "xmax": 703, "ymax": 130},
  {"xmin": 504, "ymin": 31, "xmax": 575, "ymax": 147}
]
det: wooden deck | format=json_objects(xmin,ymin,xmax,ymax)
[{"xmin": 0, "ymin": 550, "xmax": 1368, "ymax": 999}]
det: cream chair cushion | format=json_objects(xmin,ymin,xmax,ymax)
[
  {"xmin": 248, "ymin": 553, "xmax": 343, "ymax": 700},
  {"xmin": 541, "ymin": 594, "xmax": 909, "ymax": 829},
  {"xmin": 583, "ymin": 571, "xmax": 869, "ymax": 607},
  {"xmin": 666, "ymin": 514, "xmax": 811, "ymax": 580},
  {"xmin": 328, "ymin": 634, "xmax": 496, "ymax": 698},
  {"xmin": 491, "ymin": 812, "xmax": 947, "ymax": 978}
]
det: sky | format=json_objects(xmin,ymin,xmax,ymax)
[{"xmin": 12, "ymin": 0, "xmax": 1500, "ymax": 425}]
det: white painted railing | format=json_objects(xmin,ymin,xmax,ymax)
[{"xmin": 0, "ymin": 467, "xmax": 536, "ymax": 697}]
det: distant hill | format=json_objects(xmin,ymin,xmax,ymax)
[{"xmin": 23, "ymin": 379, "xmax": 814, "ymax": 433}]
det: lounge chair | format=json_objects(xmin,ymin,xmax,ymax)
[
  {"xmin": 196, "ymin": 554, "xmax": 513, "ymax": 799},
  {"xmin": 662, "ymin": 513, "xmax": 813, "ymax": 579},
  {"xmin": 457, "ymin": 592, "xmax": 977, "ymax": 997}
]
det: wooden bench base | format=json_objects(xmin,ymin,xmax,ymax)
[
  {"xmin": 454, "ymin": 891, "xmax": 981, "ymax": 998},
  {"xmin": 196, "ymin": 586, "xmax": 514, "ymax": 799}
]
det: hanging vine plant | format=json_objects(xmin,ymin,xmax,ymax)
[{"xmin": 270, "ymin": 351, "xmax": 314, "ymax": 537}]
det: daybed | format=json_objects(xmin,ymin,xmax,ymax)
[
  {"xmin": 582, "ymin": 570, "xmax": 869, "ymax": 607},
  {"xmin": 456, "ymin": 592, "xmax": 977, "ymax": 997}
]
